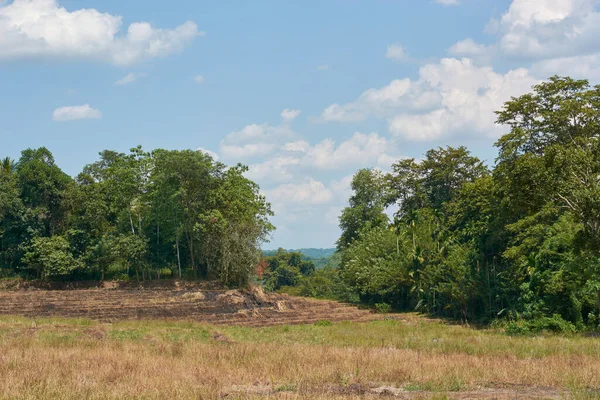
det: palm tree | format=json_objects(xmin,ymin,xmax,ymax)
[{"xmin": 0, "ymin": 157, "xmax": 16, "ymax": 175}]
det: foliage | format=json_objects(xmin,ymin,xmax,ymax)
[
  {"xmin": 23, "ymin": 236, "xmax": 81, "ymax": 278},
  {"xmin": 262, "ymin": 248, "xmax": 315, "ymax": 291},
  {"xmin": 331, "ymin": 76, "xmax": 600, "ymax": 330},
  {"xmin": 504, "ymin": 315, "xmax": 577, "ymax": 335},
  {"xmin": 263, "ymin": 248, "xmax": 336, "ymax": 259},
  {"xmin": 337, "ymin": 169, "xmax": 389, "ymax": 250},
  {"xmin": 375, "ymin": 303, "xmax": 392, "ymax": 314},
  {"xmin": 0, "ymin": 147, "xmax": 273, "ymax": 285}
]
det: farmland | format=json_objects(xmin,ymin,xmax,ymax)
[{"xmin": 0, "ymin": 284, "xmax": 598, "ymax": 399}]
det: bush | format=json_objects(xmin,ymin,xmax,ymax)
[
  {"xmin": 23, "ymin": 236, "xmax": 81, "ymax": 279},
  {"xmin": 505, "ymin": 314, "xmax": 576, "ymax": 335},
  {"xmin": 277, "ymin": 285, "xmax": 302, "ymax": 296},
  {"xmin": 375, "ymin": 303, "xmax": 392, "ymax": 314}
]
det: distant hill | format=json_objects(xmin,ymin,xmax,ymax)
[{"xmin": 262, "ymin": 248, "xmax": 336, "ymax": 259}]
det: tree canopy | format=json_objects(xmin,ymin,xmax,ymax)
[
  {"xmin": 0, "ymin": 147, "xmax": 273, "ymax": 286},
  {"xmin": 332, "ymin": 76, "xmax": 600, "ymax": 330}
]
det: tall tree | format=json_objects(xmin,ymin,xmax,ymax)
[{"xmin": 337, "ymin": 169, "xmax": 388, "ymax": 250}]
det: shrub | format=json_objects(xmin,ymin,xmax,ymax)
[
  {"xmin": 505, "ymin": 314, "xmax": 576, "ymax": 335},
  {"xmin": 375, "ymin": 302, "xmax": 392, "ymax": 314}
]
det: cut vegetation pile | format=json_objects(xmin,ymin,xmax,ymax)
[{"xmin": 0, "ymin": 281, "xmax": 377, "ymax": 327}]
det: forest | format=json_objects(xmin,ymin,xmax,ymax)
[
  {"xmin": 262, "ymin": 77, "xmax": 600, "ymax": 331},
  {"xmin": 330, "ymin": 76, "xmax": 600, "ymax": 330},
  {"xmin": 0, "ymin": 147, "xmax": 273, "ymax": 286},
  {"xmin": 3, "ymin": 76, "xmax": 600, "ymax": 331}
]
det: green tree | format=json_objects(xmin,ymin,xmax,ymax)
[
  {"xmin": 16, "ymin": 147, "xmax": 74, "ymax": 237},
  {"xmin": 337, "ymin": 169, "xmax": 388, "ymax": 250},
  {"xmin": 23, "ymin": 236, "xmax": 81, "ymax": 279}
]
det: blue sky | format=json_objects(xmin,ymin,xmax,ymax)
[{"xmin": 2, "ymin": 0, "xmax": 599, "ymax": 249}]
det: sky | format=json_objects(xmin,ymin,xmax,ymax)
[{"xmin": 2, "ymin": 0, "xmax": 600, "ymax": 249}]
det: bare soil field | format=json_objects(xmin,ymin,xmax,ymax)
[{"xmin": 0, "ymin": 280, "xmax": 378, "ymax": 327}]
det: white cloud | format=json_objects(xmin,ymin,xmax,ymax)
[
  {"xmin": 448, "ymin": 0, "xmax": 600, "ymax": 65},
  {"xmin": 317, "ymin": 64, "xmax": 329, "ymax": 71},
  {"xmin": 436, "ymin": 0, "xmax": 459, "ymax": 5},
  {"xmin": 220, "ymin": 142, "xmax": 278, "ymax": 160},
  {"xmin": 246, "ymin": 133, "xmax": 400, "ymax": 184},
  {"xmin": 246, "ymin": 156, "xmax": 300, "ymax": 183},
  {"xmin": 492, "ymin": 0, "xmax": 600, "ymax": 60},
  {"xmin": 386, "ymin": 44, "xmax": 406, "ymax": 62},
  {"xmin": 448, "ymin": 38, "xmax": 489, "ymax": 57},
  {"xmin": 267, "ymin": 179, "xmax": 333, "ymax": 207},
  {"xmin": 281, "ymin": 108, "xmax": 301, "ymax": 122},
  {"xmin": 197, "ymin": 147, "xmax": 219, "ymax": 161},
  {"xmin": 281, "ymin": 140, "xmax": 310, "ymax": 152},
  {"xmin": 52, "ymin": 104, "xmax": 102, "ymax": 122},
  {"xmin": 321, "ymin": 78, "xmax": 440, "ymax": 122},
  {"xmin": 114, "ymin": 72, "xmax": 143, "ymax": 86},
  {"xmin": 0, "ymin": 0, "xmax": 201, "ymax": 66},
  {"xmin": 532, "ymin": 54, "xmax": 600, "ymax": 80},
  {"xmin": 194, "ymin": 75, "xmax": 205, "ymax": 84},
  {"xmin": 323, "ymin": 58, "xmax": 538, "ymax": 141},
  {"xmin": 390, "ymin": 58, "xmax": 538, "ymax": 140},
  {"xmin": 219, "ymin": 109, "xmax": 297, "ymax": 160},
  {"xmin": 295, "ymin": 132, "xmax": 396, "ymax": 170}
]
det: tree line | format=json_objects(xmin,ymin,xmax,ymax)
[
  {"xmin": 0, "ymin": 147, "xmax": 273, "ymax": 286},
  {"xmin": 332, "ymin": 77, "xmax": 600, "ymax": 330}
]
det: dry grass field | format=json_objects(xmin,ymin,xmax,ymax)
[
  {"xmin": 0, "ymin": 284, "xmax": 598, "ymax": 399},
  {"xmin": 1, "ymin": 310, "xmax": 600, "ymax": 399}
]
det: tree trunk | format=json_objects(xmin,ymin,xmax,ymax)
[
  {"xmin": 188, "ymin": 233, "xmax": 196, "ymax": 280},
  {"xmin": 129, "ymin": 212, "xmax": 135, "ymax": 235},
  {"xmin": 176, "ymin": 237, "xmax": 182, "ymax": 279},
  {"xmin": 156, "ymin": 224, "xmax": 160, "ymax": 263}
]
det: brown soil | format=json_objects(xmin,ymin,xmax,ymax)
[
  {"xmin": 222, "ymin": 383, "xmax": 570, "ymax": 399},
  {"xmin": 0, "ymin": 281, "xmax": 378, "ymax": 327}
]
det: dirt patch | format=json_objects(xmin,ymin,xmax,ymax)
[
  {"xmin": 216, "ymin": 290, "xmax": 247, "ymax": 305},
  {"xmin": 212, "ymin": 332, "xmax": 234, "ymax": 344},
  {"xmin": 181, "ymin": 292, "xmax": 206, "ymax": 301},
  {"xmin": 2, "ymin": 279, "xmax": 224, "ymax": 292},
  {"xmin": 222, "ymin": 384, "xmax": 273, "ymax": 397},
  {"xmin": 83, "ymin": 328, "xmax": 107, "ymax": 340},
  {"xmin": 0, "ymin": 282, "xmax": 379, "ymax": 327},
  {"xmin": 222, "ymin": 384, "xmax": 567, "ymax": 399},
  {"xmin": 247, "ymin": 285, "xmax": 268, "ymax": 303}
]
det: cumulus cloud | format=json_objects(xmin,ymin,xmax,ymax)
[
  {"xmin": 293, "ymin": 132, "xmax": 395, "ymax": 170},
  {"xmin": 0, "ymin": 0, "xmax": 201, "ymax": 65},
  {"xmin": 323, "ymin": 58, "xmax": 538, "ymax": 141},
  {"xmin": 436, "ymin": 0, "xmax": 459, "ymax": 5},
  {"xmin": 246, "ymin": 156, "xmax": 300, "ymax": 183},
  {"xmin": 281, "ymin": 140, "xmax": 310, "ymax": 153},
  {"xmin": 448, "ymin": 38, "xmax": 489, "ymax": 57},
  {"xmin": 114, "ymin": 72, "xmax": 144, "ymax": 86},
  {"xmin": 266, "ymin": 179, "xmax": 333, "ymax": 207},
  {"xmin": 245, "ymin": 132, "xmax": 401, "ymax": 185},
  {"xmin": 219, "ymin": 109, "xmax": 298, "ymax": 160},
  {"xmin": 532, "ymin": 54, "xmax": 600, "ymax": 80},
  {"xmin": 447, "ymin": 0, "xmax": 600, "ymax": 66},
  {"xmin": 491, "ymin": 0, "xmax": 600, "ymax": 60},
  {"xmin": 386, "ymin": 44, "xmax": 406, "ymax": 62},
  {"xmin": 197, "ymin": 147, "xmax": 219, "ymax": 161},
  {"xmin": 52, "ymin": 104, "xmax": 102, "ymax": 122},
  {"xmin": 321, "ymin": 78, "xmax": 440, "ymax": 122},
  {"xmin": 280, "ymin": 109, "xmax": 301, "ymax": 122},
  {"xmin": 194, "ymin": 75, "xmax": 205, "ymax": 84}
]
